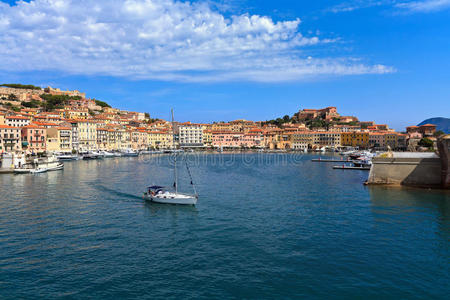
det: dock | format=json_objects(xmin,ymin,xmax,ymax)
[
  {"xmin": 0, "ymin": 169, "xmax": 14, "ymax": 174},
  {"xmin": 333, "ymin": 165, "xmax": 371, "ymax": 170},
  {"xmin": 312, "ymin": 158, "xmax": 353, "ymax": 162}
]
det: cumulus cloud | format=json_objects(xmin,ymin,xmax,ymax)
[{"xmin": 0, "ymin": 0, "xmax": 393, "ymax": 82}]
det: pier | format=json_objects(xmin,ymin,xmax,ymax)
[{"xmin": 312, "ymin": 158, "xmax": 353, "ymax": 162}]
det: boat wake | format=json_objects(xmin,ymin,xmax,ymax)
[{"xmin": 94, "ymin": 184, "xmax": 143, "ymax": 201}]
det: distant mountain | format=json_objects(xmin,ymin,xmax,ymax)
[{"xmin": 418, "ymin": 117, "xmax": 450, "ymax": 133}]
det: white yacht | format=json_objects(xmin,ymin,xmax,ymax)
[
  {"xmin": 121, "ymin": 149, "xmax": 139, "ymax": 157},
  {"xmin": 99, "ymin": 150, "xmax": 115, "ymax": 158},
  {"xmin": 143, "ymin": 109, "xmax": 198, "ymax": 205},
  {"xmin": 56, "ymin": 154, "xmax": 78, "ymax": 161}
]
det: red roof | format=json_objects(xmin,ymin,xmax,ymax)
[
  {"xmin": 22, "ymin": 124, "xmax": 45, "ymax": 129},
  {"xmin": 0, "ymin": 125, "xmax": 19, "ymax": 129},
  {"xmin": 6, "ymin": 116, "xmax": 29, "ymax": 120}
]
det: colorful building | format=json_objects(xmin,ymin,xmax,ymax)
[
  {"xmin": 341, "ymin": 132, "xmax": 369, "ymax": 149},
  {"xmin": 0, "ymin": 125, "xmax": 22, "ymax": 152},
  {"xmin": 21, "ymin": 125, "xmax": 47, "ymax": 153}
]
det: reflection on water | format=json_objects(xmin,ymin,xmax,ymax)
[{"xmin": 0, "ymin": 154, "xmax": 449, "ymax": 299}]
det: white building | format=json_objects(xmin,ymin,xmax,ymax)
[
  {"xmin": 177, "ymin": 123, "xmax": 204, "ymax": 148},
  {"xmin": 5, "ymin": 116, "xmax": 31, "ymax": 128}
]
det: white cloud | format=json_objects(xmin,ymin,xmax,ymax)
[
  {"xmin": 328, "ymin": 0, "xmax": 393, "ymax": 13},
  {"xmin": 0, "ymin": 0, "xmax": 392, "ymax": 82},
  {"xmin": 396, "ymin": 0, "xmax": 450, "ymax": 12},
  {"xmin": 329, "ymin": 0, "xmax": 450, "ymax": 14}
]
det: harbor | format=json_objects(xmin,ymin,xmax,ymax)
[{"xmin": 0, "ymin": 152, "xmax": 448, "ymax": 299}]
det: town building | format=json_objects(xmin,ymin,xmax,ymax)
[
  {"xmin": 177, "ymin": 123, "xmax": 203, "ymax": 148},
  {"xmin": 47, "ymin": 127, "xmax": 72, "ymax": 152},
  {"xmin": 76, "ymin": 120, "xmax": 98, "ymax": 151},
  {"xmin": 21, "ymin": 125, "xmax": 47, "ymax": 153},
  {"xmin": 0, "ymin": 125, "xmax": 22, "ymax": 152},
  {"xmin": 5, "ymin": 115, "xmax": 31, "ymax": 127},
  {"xmin": 294, "ymin": 107, "xmax": 340, "ymax": 121},
  {"xmin": 341, "ymin": 132, "xmax": 369, "ymax": 149}
]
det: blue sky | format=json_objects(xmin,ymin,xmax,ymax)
[{"xmin": 0, "ymin": 0, "xmax": 449, "ymax": 130}]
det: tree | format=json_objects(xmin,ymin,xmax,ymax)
[
  {"xmin": 418, "ymin": 137, "xmax": 433, "ymax": 148},
  {"xmin": 93, "ymin": 98, "xmax": 111, "ymax": 108},
  {"xmin": 40, "ymin": 94, "xmax": 81, "ymax": 111},
  {"xmin": 21, "ymin": 100, "xmax": 40, "ymax": 108},
  {"xmin": 144, "ymin": 112, "xmax": 150, "ymax": 119},
  {"xmin": 434, "ymin": 130, "xmax": 445, "ymax": 137},
  {"xmin": 0, "ymin": 83, "xmax": 41, "ymax": 90}
]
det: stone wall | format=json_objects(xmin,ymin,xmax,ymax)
[{"xmin": 367, "ymin": 156, "xmax": 442, "ymax": 188}]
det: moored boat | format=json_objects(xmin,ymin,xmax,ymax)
[
  {"xmin": 82, "ymin": 153, "xmax": 102, "ymax": 160},
  {"xmin": 14, "ymin": 168, "xmax": 32, "ymax": 174},
  {"xmin": 121, "ymin": 149, "xmax": 139, "ymax": 157},
  {"xmin": 99, "ymin": 151, "xmax": 115, "ymax": 158},
  {"xmin": 56, "ymin": 154, "xmax": 78, "ymax": 161},
  {"xmin": 30, "ymin": 167, "xmax": 48, "ymax": 174}
]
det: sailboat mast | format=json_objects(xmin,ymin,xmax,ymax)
[{"xmin": 171, "ymin": 109, "xmax": 178, "ymax": 193}]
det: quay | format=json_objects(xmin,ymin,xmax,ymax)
[
  {"xmin": 367, "ymin": 135, "xmax": 450, "ymax": 189},
  {"xmin": 333, "ymin": 165, "xmax": 371, "ymax": 170}
]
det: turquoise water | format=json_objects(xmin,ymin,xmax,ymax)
[{"xmin": 0, "ymin": 153, "xmax": 449, "ymax": 299}]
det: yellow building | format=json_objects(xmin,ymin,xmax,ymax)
[
  {"xmin": 77, "ymin": 120, "xmax": 98, "ymax": 151},
  {"xmin": 384, "ymin": 133, "xmax": 398, "ymax": 149},
  {"xmin": 66, "ymin": 108, "xmax": 89, "ymax": 120},
  {"xmin": 148, "ymin": 131, "xmax": 173, "ymax": 149},
  {"xmin": 121, "ymin": 130, "xmax": 131, "ymax": 150},
  {"xmin": 211, "ymin": 122, "xmax": 232, "ymax": 131},
  {"xmin": 47, "ymin": 127, "xmax": 72, "ymax": 152},
  {"xmin": 203, "ymin": 130, "xmax": 212, "ymax": 147},
  {"xmin": 0, "ymin": 113, "xmax": 5, "ymax": 125},
  {"xmin": 341, "ymin": 132, "xmax": 369, "ymax": 148}
]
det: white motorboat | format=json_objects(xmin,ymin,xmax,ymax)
[
  {"xmin": 14, "ymin": 168, "xmax": 31, "ymax": 174},
  {"xmin": 99, "ymin": 151, "xmax": 115, "ymax": 158},
  {"xmin": 121, "ymin": 149, "xmax": 139, "ymax": 157},
  {"xmin": 91, "ymin": 151, "xmax": 105, "ymax": 158},
  {"xmin": 82, "ymin": 153, "xmax": 102, "ymax": 160},
  {"xmin": 47, "ymin": 163, "xmax": 64, "ymax": 171},
  {"xmin": 143, "ymin": 109, "xmax": 198, "ymax": 205},
  {"xmin": 56, "ymin": 154, "xmax": 78, "ymax": 161},
  {"xmin": 113, "ymin": 152, "xmax": 123, "ymax": 157},
  {"xmin": 30, "ymin": 167, "xmax": 48, "ymax": 174}
]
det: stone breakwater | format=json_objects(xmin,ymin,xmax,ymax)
[{"xmin": 367, "ymin": 135, "xmax": 450, "ymax": 189}]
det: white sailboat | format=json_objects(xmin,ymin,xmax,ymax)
[{"xmin": 143, "ymin": 109, "xmax": 198, "ymax": 205}]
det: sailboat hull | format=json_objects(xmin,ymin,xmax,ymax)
[{"xmin": 143, "ymin": 193, "xmax": 197, "ymax": 205}]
